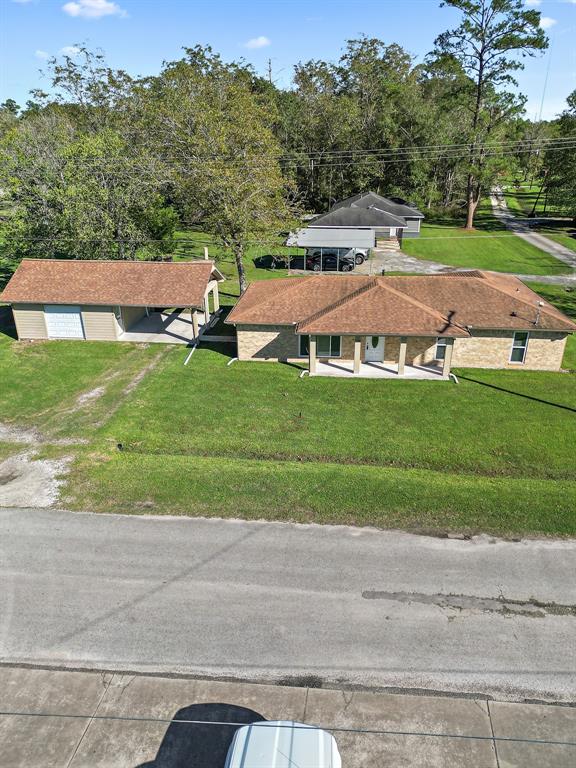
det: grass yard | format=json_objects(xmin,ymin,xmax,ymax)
[
  {"xmin": 402, "ymin": 202, "xmax": 571, "ymax": 275},
  {"xmin": 58, "ymin": 346, "xmax": 576, "ymax": 536},
  {"xmin": 503, "ymin": 183, "xmax": 569, "ymax": 219}
]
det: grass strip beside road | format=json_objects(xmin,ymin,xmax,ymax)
[{"xmin": 63, "ymin": 451, "xmax": 576, "ymax": 537}]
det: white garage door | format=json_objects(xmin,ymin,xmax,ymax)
[{"xmin": 44, "ymin": 305, "xmax": 85, "ymax": 339}]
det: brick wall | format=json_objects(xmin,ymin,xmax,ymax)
[
  {"xmin": 236, "ymin": 324, "xmax": 299, "ymax": 361},
  {"xmin": 452, "ymin": 329, "xmax": 567, "ymax": 371},
  {"xmin": 236, "ymin": 325, "xmax": 569, "ymax": 371}
]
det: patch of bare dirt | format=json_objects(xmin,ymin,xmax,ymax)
[
  {"xmin": 0, "ymin": 451, "xmax": 71, "ymax": 507},
  {"xmin": 0, "ymin": 423, "xmax": 43, "ymax": 444},
  {"xmin": 76, "ymin": 385, "xmax": 107, "ymax": 406}
]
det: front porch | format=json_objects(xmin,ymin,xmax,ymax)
[
  {"xmin": 312, "ymin": 360, "xmax": 446, "ymax": 379},
  {"xmin": 307, "ymin": 334, "xmax": 454, "ymax": 379}
]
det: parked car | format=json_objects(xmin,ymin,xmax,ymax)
[
  {"xmin": 306, "ymin": 247, "xmax": 367, "ymax": 267},
  {"xmin": 306, "ymin": 250, "xmax": 355, "ymax": 272},
  {"xmin": 225, "ymin": 721, "xmax": 342, "ymax": 768}
]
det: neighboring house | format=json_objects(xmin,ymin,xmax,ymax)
[
  {"xmin": 1, "ymin": 258, "xmax": 224, "ymax": 344},
  {"xmin": 330, "ymin": 191, "xmax": 425, "ymax": 238},
  {"xmin": 226, "ymin": 271, "xmax": 575, "ymax": 378},
  {"xmin": 287, "ymin": 192, "xmax": 425, "ymax": 252}
]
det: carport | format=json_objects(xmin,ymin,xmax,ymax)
[{"xmin": 1, "ymin": 258, "xmax": 225, "ymax": 345}]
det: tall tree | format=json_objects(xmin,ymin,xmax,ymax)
[
  {"xmin": 146, "ymin": 46, "xmax": 297, "ymax": 293},
  {"xmin": 431, "ymin": 0, "xmax": 547, "ymax": 228}
]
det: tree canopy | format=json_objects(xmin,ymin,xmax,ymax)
[{"xmin": 1, "ymin": 2, "xmax": 571, "ymax": 292}]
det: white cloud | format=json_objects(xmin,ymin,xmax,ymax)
[
  {"xmin": 59, "ymin": 45, "xmax": 81, "ymax": 56},
  {"xmin": 539, "ymin": 16, "xmax": 557, "ymax": 29},
  {"xmin": 524, "ymin": 0, "xmax": 541, "ymax": 6},
  {"xmin": 243, "ymin": 36, "xmax": 271, "ymax": 50},
  {"xmin": 35, "ymin": 50, "xmax": 49, "ymax": 59},
  {"xmin": 62, "ymin": 0, "xmax": 127, "ymax": 19}
]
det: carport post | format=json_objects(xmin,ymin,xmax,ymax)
[
  {"xmin": 212, "ymin": 284, "xmax": 220, "ymax": 312},
  {"xmin": 309, "ymin": 336, "xmax": 317, "ymax": 375},
  {"xmin": 442, "ymin": 338, "xmax": 454, "ymax": 378},
  {"xmin": 353, "ymin": 336, "xmax": 362, "ymax": 374},
  {"xmin": 398, "ymin": 337, "xmax": 407, "ymax": 376},
  {"xmin": 191, "ymin": 309, "xmax": 200, "ymax": 339}
]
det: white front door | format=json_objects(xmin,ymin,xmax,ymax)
[
  {"xmin": 44, "ymin": 305, "xmax": 85, "ymax": 339},
  {"xmin": 365, "ymin": 335, "xmax": 385, "ymax": 362}
]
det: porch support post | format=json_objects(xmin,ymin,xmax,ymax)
[
  {"xmin": 192, "ymin": 309, "xmax": 200, "ymax": 339},
  {"xmin": 203, "ymin": 294, "xmax": 210, "ymax": 325},
  {"xmin": 212, "ymin": 284, "xmax": 220, "ymax": 312},
  {"xmin": 442, "ymin": 338, "xmax": 454, "ymax": 378},
  {"xmin": 353, "ymin": 336, "xmax": 362, "ymax": 374},
  {"xmin": 398, "ymin": 336, "xmax": 407, "ymax": 376},
  {"xmin": 309, "ymin": 335, "xmax": 317, "ymax": 375}
]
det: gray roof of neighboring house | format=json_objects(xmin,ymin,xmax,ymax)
[
  {"xmin": 309, "ymin": 206, "xmax": 407, "ymax": 228},
  {"xmin": 332, "ymin": 191, "xmax": 425, "ymax": 220}
]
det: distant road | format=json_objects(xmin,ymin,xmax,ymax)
[{"xmin": 1, "ymin": 507, "xmax": 575, "ymax": 703}]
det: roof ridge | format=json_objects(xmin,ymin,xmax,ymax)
[
  {"xmin": 298, "ymin": 277, "xmax": 379, "ymax": 329},
  {"xmin": 230, "ymin": 275, "xmax": 320, "ymax": 321},
  {"xmin": 366, "ymin": 205, "xmax": 407, "ymax": 226},
  {"xmin": 476, "ymin": 271, "xmax": 567, "ymax": 323},
  {"xmin": 376, "ymin": 279, "xmax": 463, "ymax": 328},
  {"xmin": 20, "ymin": 257, "xmax": 216, "ymax": 266}
]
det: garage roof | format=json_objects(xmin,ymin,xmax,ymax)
[{"xmin": 0, "ymin": 259, "xmax": 225, "ymax": 309}]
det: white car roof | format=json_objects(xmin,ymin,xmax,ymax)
[{"xmin": 225, "ymin": 720, "xmax": 341, "ymax": 768}]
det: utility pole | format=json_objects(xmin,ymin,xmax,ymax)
[{"xmin": 267, "ymin": 58, "xmax": 273, "ymax": 84}]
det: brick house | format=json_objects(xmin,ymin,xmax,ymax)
[{"xmin": 226, "ymin": 271, "xmax": 575, "ymax": 378}]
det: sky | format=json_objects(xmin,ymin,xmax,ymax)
[{"xmin": 1, "ymin": 0, "xmax": 575, "ymax": 121}]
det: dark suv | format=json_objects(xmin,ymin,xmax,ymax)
[{"xmin": 305, "ymin": 250, "xmax": 355, "ymax": 272}]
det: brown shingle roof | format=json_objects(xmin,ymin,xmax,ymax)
[
  {"xmin": 0, "ymin": 259, "xmax": 224, "ymax": 309},
  {"xmin": 226, "ymin": 272, "xmax": 576, "ymax": 335}
]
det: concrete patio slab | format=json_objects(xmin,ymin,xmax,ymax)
[
  {"xmin": 312, "ymin": 360, "xmax": 446, "ymax": 379},
  {"xmin": 119, "ymin": 310, "xmax": 204, "ymax": 345}
]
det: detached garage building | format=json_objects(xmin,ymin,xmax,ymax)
[{"xmin": 1, "ymin": 259, "xmax": 224, "ymax": 344}]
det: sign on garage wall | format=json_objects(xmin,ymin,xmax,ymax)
[{"xmin": 44, "ymin": 305, "xmax": 85, "ymax": 339}]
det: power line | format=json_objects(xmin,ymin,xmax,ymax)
[
  {"xmin": 9, "ymin": 137, "xmax": 575, "ymax": 172},
  {"xmin": 14, "ymin": 135, "xmax": 576, "ymax": 164},
  {"xmin": 0, "ymin": 709, "xmax": 574, "ymax": 747}
]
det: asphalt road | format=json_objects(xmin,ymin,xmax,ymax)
[{"xmin": 1, "ymin": 507, "xmax": 575, "ymax": 703}]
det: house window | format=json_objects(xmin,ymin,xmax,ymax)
[
  {"xmin": 317, "ymin": 335, "xmax": 341, "ymax": 357},
  {"xmin": 435, "ymin": 337, "xmax": 449, "ymax": 360},
  {"xmin": 510, "ymin": 331, "xmax": 529, "ymax": 363},
  {"xmin": 299, "ymin": 335, "xmax": 341, "ymax": 357}
]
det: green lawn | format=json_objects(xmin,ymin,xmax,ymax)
[
  {"xmin": 503, "ymin": 183, "xmax": 568, "ymax": 219},
  {"xmin": 402, "ymin": 203, "xmax": 571, "ymax": 275}
]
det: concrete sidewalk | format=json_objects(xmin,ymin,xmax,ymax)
[{"xmin": 1, "ymin": 666, "xmax": 574, "ymax": 768}]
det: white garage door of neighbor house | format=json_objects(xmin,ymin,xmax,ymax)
[{"xmin": 44, "ymin": 305, "xmax": 85, "ymax": 339}]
